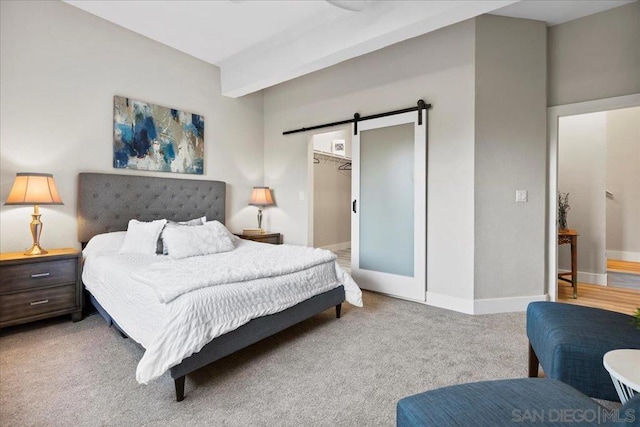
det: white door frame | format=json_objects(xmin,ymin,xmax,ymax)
[
  {"xmin": 352, "ymin": 110, "xmax": 427, "ymax": 302},
  {"xmin": 546, "ymin": 93, "xmax": 640, "ymax": 301}
]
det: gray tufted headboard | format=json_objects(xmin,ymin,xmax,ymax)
[{"xmin": 77, "ymin": 173, "xmax": 225, "ymax": 244}]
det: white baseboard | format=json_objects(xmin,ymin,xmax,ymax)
[
  {"xmin": 425, "ymin": 291, "xmax": 549, "ymax": 315},
  {"xmin": 425, "ymin": 291, "xmax": 474, "ymax": 315},
  {"xmin": 558, "ymin": 269, "xmax": 607, "ymax": 286},
  {"xmin": 320, "ymin": 242, "xmax": 351, "ymax": 252},
  {"xmin": 473, "ymin": 294, "xmax": 549, "ymax": 315},
  {"xmin": 606, "ymin": 250, "xmax": 640, "ymax": 262}
]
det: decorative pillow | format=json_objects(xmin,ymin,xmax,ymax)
[
  {"xmin": 157, "ymin": 216, "xmax": 206, "ymax": 254},
  {"xmin": 119, "ymin": 219, "xmax": 167, "ymax": 255},
  {"xmin": 162, "ymin": 221, "xmax": 235, "ymax": 259}
]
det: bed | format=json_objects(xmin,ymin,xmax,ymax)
[{"xmin": 77, "ymin": 172, "xmax": 361, "ymax": 401}]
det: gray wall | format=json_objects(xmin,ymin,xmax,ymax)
[
  {"xmin": 0, "ymin": 1, "xmax": 264, "ymax": 252},
  {"xmin": 474, "ymin": 15, "xmax": 547, "ymax": 299},
  {"xmin": 264, "ymin": 20, "xmax": 477, "ymax": 302},
  {"xmin": 548, "ymin": 2, "xmax": 640, "ymax": 107}
]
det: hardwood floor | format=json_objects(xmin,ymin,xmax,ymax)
[
  {"xmin": 332, "ymin": 248, "xmax": 351, "ymax": 273},
  {"xmin": 558, "ymin": 281, "xmax": 640, "ymax": 315},
  {"xmin": 607, "ymin": 259, "xmax": 640, "ymax": 274}
]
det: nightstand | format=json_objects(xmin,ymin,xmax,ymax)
[
  {"xmin": 235, "ymin": 233, "xmax": 282, "ymax": 245},
  {"xmin": 0, "ymin": 248, "xmax": 82, "ymax": 328}
]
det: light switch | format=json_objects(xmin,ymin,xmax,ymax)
[
  {"xmin": 516, "ymin": 190, "xmax": 528, "ymax": 202},
  {"xmin": 299, "ymin": 191, "xmax": 305, "ymax": 201}
]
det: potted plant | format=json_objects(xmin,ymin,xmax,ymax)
[{"xmin": 558, "ymin": 192, "xmax": 570, "ymax": 231}]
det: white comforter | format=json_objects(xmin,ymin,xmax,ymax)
[
  {"xmin": 82, "ymin": 233, "xmax": 362, "ymax": 384},
  {"xmin": 132, "ymin": 244, "xmax": 338, "ymax": 303}
]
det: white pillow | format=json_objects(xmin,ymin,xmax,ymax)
[
  {"xmin": 163, "ymin": 221, "xmax": 235, "ymax": 259},
  {"xmin": 119, "ymin": 219, "xmax": 167, "ymax": 255},
  {"xmin": 159, "ymin": 216, "xmax": 206, "ymax": 254}
]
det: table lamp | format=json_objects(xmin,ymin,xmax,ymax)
[
  {"xmin": 249, "ymin": 187, "xmax": 274, "ymax": 234},
  {"xmin": 4, "ymin": 172, "xmax": 64, "ymax": 255}
]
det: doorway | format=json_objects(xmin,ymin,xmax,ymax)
[
  {"xmin": 309, "ymin": 128, "xmax": 352, "ymax": 273},
  {"xmin": 548, "ymin": 94, "xmax": 640, "ymax": 314}
]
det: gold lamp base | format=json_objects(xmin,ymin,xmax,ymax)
[
  {"xmin": 256, "ymin": 206, "xmax": 265, "ymax": 234},
  {"xmin": 24, "ymin": 205, "xmax": 47, "ymax": 256},
  {"xmin": 24, "ymin": 243, "xmax": 47, "ymax": 256}
]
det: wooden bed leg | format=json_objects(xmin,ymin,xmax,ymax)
[
  {"xmin": 335, "ymin": 303, "xmax": 342, "ymax": 319},
  {"xmin": 528, "ymin": 341, "xmax": 539, "ymax": 378},
  {"xmin": 175, "ymin": 376, "xmax": 185, "ymax": 402}
]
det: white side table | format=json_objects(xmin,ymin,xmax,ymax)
[{"xmin": 603, "ymin": 349, "xmax": 640, "ymax": 404}]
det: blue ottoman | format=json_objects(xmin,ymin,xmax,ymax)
[
  {"xmin": 527, "ymin": 302, "xmax": 640, "ymax": 402},
  {"xmin": 397, "ymin": 378, "xmax": 640, "ymax": 427}
]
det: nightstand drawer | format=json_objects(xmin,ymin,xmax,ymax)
[
  {"xmin": 235, "ymin": 233, "xmax": 282, "ymax": 245},
  {"xmin": 0, "ymin": 284, "xmax": 76, "ymax": 323},
  {"xmin": 250, "ymin": 235, "xmax": 281, "ymax": 244},
  {"xmin": 0, "ymin": 259, "xmax": 77, "ymax": 293}
]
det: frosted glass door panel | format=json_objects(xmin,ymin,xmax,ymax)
[
  {"xmin": 359, "ymin": 123, "xmax": 414, "ymax": 277},
  {"xmin": 351, "ymin": 110, "xmax": 426, "ymax": 302}
]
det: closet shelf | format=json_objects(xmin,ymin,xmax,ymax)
[{"xmin": 313, "ymin": 150, "xmax": 352, "ymax": 161}]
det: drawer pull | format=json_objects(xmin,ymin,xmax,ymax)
[
  {"xmin": 31, "ymin": 272, "xmax": 51, "ymax": 278},
  {"xmin": 29, "ymin": 299, "xmax": 49, "ymax": 306}
]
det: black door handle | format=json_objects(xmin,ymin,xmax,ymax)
[{"xmin": 352, "ymin": 199, "xmax": 357, "ymax": 213}]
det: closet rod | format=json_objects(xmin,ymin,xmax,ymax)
[{"xmin": 283, "ymin": 99, "xmax": 432, "ymax": 136}]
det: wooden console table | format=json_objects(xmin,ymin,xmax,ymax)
[{"xmin": 558, "ymin": 229, "xmax": 578, "ymax": 298}]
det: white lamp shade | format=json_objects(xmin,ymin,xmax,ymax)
[
  {"xmin": 5, "ymin": 173, "xmax": 64, "ymax": 205},
  {"xmin": 249, "ymin": 187, "xmax": 274, "ymax": 206}
]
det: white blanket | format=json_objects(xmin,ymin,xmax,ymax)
[{"xmin": 131, "ymin": 244, "xmax": 339, "ymax": 303}]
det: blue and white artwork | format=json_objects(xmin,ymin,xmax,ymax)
[{"xmin": 113, "ymin": 96, "xmax": 204, "ymax": 174}]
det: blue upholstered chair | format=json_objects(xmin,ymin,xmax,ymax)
[
  {"xmin": 397, "ymin": 378, "xmax": 640, "ymax": 427},
  {"xmin": 397, "ymin": 303, "xmax": 640, "ymax": 426},
  {"xmin": 527, "ymin": 302, "xmax": 640, "ymax": 402}
]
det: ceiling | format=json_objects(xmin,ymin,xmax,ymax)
[{"xmin": 64, "ymin": 0, "xmax": 633, "ymax": 98}]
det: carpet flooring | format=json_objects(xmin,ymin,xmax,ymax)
[{"xmin": 0, "ymin": 291, "xmax": 528, "ymax": 426}]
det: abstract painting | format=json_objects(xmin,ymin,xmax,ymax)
[{"xmin": 113, "ymin": 96, "xmax": 204, "ymax": 174}]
